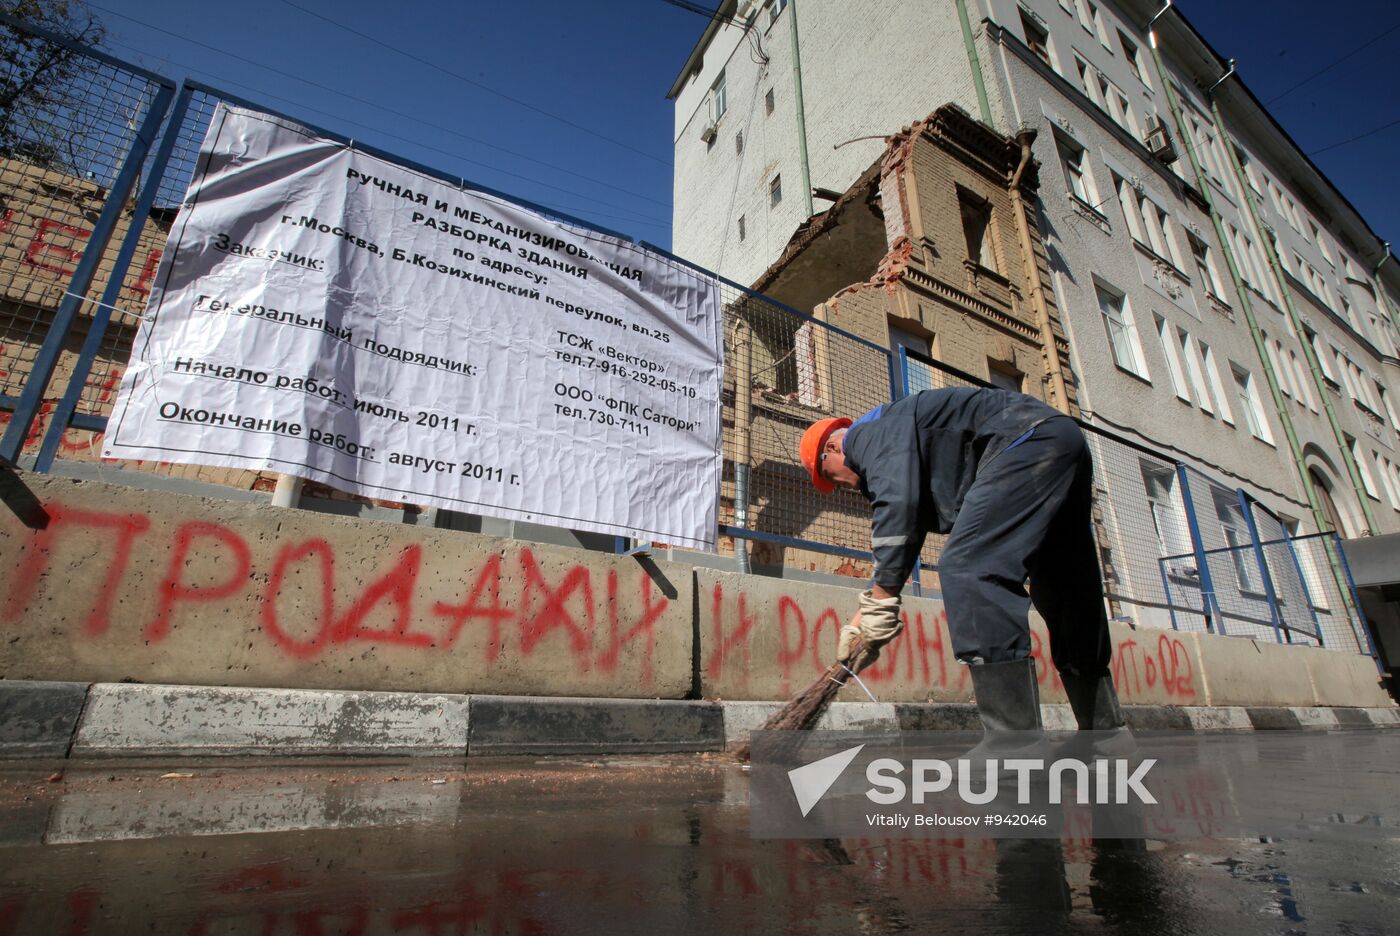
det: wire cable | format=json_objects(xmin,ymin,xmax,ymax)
[
  {"xmin": 103, "ymin": 38, "xmax": 671, "ymax": 234},
  {"xmin": 1308, "ymin": 116, "xmax": 1400, "ymax": 157},
  {"xmin": 276, "ymin": 0, "xmax": 670, "ymax": 167},
  {"xmin": 1264, "ymin": 21, "xmax": 1400, "ymax": 106},
  {"xmin": 90, "ymin": 4, "xmax": 671, "ymax": 211}
]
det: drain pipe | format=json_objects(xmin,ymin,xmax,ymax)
[
  {"xmin": 1206, "ymin": 90, "xmax": 1379, "ymax": 534},
  {"xmin": 787, "ymin": 0, "xmax": 814, "ymax": 221},
  {"xmin": 955, "ymin": 0, "xmax": 994, "ymax": 125},
  {"xmin": 1008, "ymin": 128, "xmax": 1071, "ymax": 412},
  {"xmin": 732, "ymin": 320, "xmax": 754, "ymax": 574},
  {"xmin": 1374, "ymin": 243, "xmax": 1400, "ymax": 333}
]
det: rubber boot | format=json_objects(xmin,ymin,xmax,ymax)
[
  {"xmin": 1060, "ymin": 673, "xmax": 1136, "ymax": 758},
  {"xmin": 966, "ymin": 658, "xmax": 1051, "ymax": 762}
]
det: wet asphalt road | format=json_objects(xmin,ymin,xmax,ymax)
[{"xmin": 1, "ymin": 731, "xmax": 1397, "ymax": 935}]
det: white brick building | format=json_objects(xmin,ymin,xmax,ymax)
[{"xmin": 668, "ymin": 0, "xmax": 1400, "ymax": 560}]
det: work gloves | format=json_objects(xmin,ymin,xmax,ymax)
[{"xmin": 836, "ymin": 590, "xmax": 903, "ymax": 662}]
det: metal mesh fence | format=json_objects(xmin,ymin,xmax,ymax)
[
  {"xmin": 720, "ymin": 290, "xmax": 892, "ymax": 572},
  {"xmin": 1078, "ymin": 425, "xmax": 1183, "ymax": 631},
  {"xmin": 0, "ymin": 14, "xmax": 171, "ymax": 457}
]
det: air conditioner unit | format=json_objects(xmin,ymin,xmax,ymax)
[
  {"xmin": 1143, "ymin": 114, "xmax": 1178, "ymax": 165},
  {"xmin": 700, "ymin": 121, "xmax": 717, "ymax": 144}
]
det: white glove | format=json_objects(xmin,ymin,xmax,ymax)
[{"xmin": 837, "ymin": 590, "xmax": 903, "ymax": 661}]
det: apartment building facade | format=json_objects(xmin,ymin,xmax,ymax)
[{"xmin": 668, "ymin": 0, "xmax": 1400, "ymax": 563}]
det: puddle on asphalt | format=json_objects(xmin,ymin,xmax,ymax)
[{"xmin": 0, "ymin": 743, "xmax": 1396, "ymax": 934}]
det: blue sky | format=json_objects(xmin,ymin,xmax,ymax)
[{"xmin": 95, "ymin": 0, "xmax": 1398, "ymax": 259}]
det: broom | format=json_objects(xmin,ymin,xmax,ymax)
[{"xmin": 738, "ymin": 613, "xmax": 880, "ymax": 759}]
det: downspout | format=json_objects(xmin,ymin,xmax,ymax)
[
  {"xmin": 1206, "ymin": 91, "xmax": 1379, "ymax": 533},
  {"xmin": 1143, "ymin": 15, "xmax": 1333, "ymax": 540},
  {"xmin": 787, "ymin": 0, "xmax": 814, "ymax": 220},
  {"xmin": 955, "ymin": 0, "xmax": 994, "ymax": 126},
  {"xmin": 1008, "ymin": 129, "xmax": 1071, "ymax": 412},
  {"xmin": 1374, "ymin": 244, "xmax": 1400, "ymax": 333}
]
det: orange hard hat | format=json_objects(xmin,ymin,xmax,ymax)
[{"xmin": 800, "ymin": 416, "xmax": 852, "ymax": 494}]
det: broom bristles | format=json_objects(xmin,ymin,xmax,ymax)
[{"xmin": 737, "ymin": 640, "xmax": 878, "ymax": 759}]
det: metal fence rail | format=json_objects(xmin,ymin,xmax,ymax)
[
  {"xmin": 0, "ymin": 19, "xmax": 1378, "ymax": 663},
  {"xmin": 0, "ymin": 12, "xmax": 174, "ymax": 463}
]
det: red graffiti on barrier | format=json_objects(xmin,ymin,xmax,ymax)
[
  {"xmin": 148, "ymin": 521, "xmax": 253, "ymax": 641},
  {"xmin": 1113, "ymin": 633, "xmax": 1196, "ymax": 700},
  {"xmin": 705, "ymin": 583, "xmax": 970, "ymax": 692},
  {"xmin": 2, "ymin": 504, "xmax": 150, "ymax": 636},
  {"xmin": 2, "ymin": 501, "xmax": 669, "ymax": 684}
]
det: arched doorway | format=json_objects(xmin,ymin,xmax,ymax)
[{"xmin": 1309, "ymin": 467, "xmax": 1350, "ymax": 537}]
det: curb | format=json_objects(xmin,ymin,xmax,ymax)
[{"xmin": 1, "ymin": 681, "xmax": 1396, "ymax": 758}]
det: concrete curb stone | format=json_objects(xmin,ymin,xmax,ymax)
[
  {"xmin": 0, "ymin": 680, "xmax": 89, "ymax": 757},
  {"xmin": 71, "ymin": 683, "xmax": 470, "ymax": 757},
  {"xmin": 1, "ymin": 681, "xmax": 1395, "ymax": 759},
  {"xmin": 467, "ymin": 696, "xmax": 724, "ymax": 755}
]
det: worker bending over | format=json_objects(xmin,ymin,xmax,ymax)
[{"xmin": 800, "ymin": 387, "xmax": 1132, "ymax": 753}]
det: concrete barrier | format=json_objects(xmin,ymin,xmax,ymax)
[
  {"xmin": 0, "ymin": 475, "xmax": 692, "ymax": 699},
  {"xmin": 0, "ymin": 473, "xmax": 1392, "ymax": 717}
]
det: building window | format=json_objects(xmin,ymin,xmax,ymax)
[
  {"xmin": 769, "ymin": 174, "xmax": 782, "ymax": 207},
  {"xmin": 737, "ymin": 214, "xmax": 746, "ymax": 242},
  {"xmin": 735, "ymin": 130, "xmax": 744, "ymax": 154},
  {"xmin": 1020, "ymin": 11, "xmax": 1052, "ymax": 67},
  {"xmin": 1214, "ymin": 495, "xmax": 1263, "ymax": 596},
  {"xmin": 1119, "ymin": 30, "xmax": 1150, "ymax": 85},
  {"xmin": 765, "ymin": 88, "xmax": 775, "ymax": 115},
  {"xmin": 768, "ymin": 0, "xmax": 787, "ymax": 26},
  {"xmin": 1233, "ymin": 143, "xmax": 1263, "ymax": 197},
  {"xmin": 959, "ymin": 192, "xmax": 996, "ymax": 271},
  {"xmin": 1306, "ymin": 328, "xmax": 1338, "ymax": 385},
  {"xmin": 1115, "ymin": 175, "xmax": 1179, "ymax": 267},
  {"xmin": 1180, "ymin": 332, "xmax": 1214, "ymax": 414},
  {"xmin": 1141, "ymin": 463, "xmax": 1191, "ymax": 566},
  {"xmin": 1056, "ymin": 133, "xmax": 1094, "ymax": 205},
  {"xmin": 1202, "ymin": 344, "xmax": 1235, "ymax": 423},
  {"xmin": 1348, "ymin": 435, "xmax": 1380, "ymax": 500},
  {"xmin": 1379, "ymin": 383, "xmax": 1400, "ymax": 431},
  {"xmin": 1231, "ymin": 364, "xmax": 1272, "ymax": 443},
  {"xmin": 1289, "ymin": 348, "xmax": 1317, "ymax": 412},
  {"xmin": 1188, "ymin": 233, "xmax": 1225, "ymax": 300},
  {"xmin": 1156, "ymin": 315, "xmax": 1191, "ymax": 402},
  {"xmin": 987, "ymin": 362, "xmax": 1023, "ymax": 392},
  {"xmin": 1097, "ymin": 283, "xmax": 1147, "ymax": 378},
  {"xmin": 1074, "ymin": 54, "xmax": 1097, "ymax": 103},
  {"xmin": 1311, "ymin": 223, "xmax": 1335, "ymax": 268},
  {"xmin": 710, "ymin": 71, "xmax": 728, "ymax": 123},
  {"xmin": 1376, "ymin": 454, "xmax": 1400, "ymax": 511}
]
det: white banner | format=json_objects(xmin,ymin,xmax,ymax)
[{"xmin": 105, "ymin": 105, "xmax": 723, "ymax": 550}]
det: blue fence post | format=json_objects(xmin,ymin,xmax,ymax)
[
  {"xmin": 1158, "ymin": 558, "xmax": 1180, "ymax": 630},
  {"xmin": 888, "ymin": 347, "xmax": 905, "ymax": 402},
  {"xmin": 1176, "ymin": 463, "xmax": 1223, "ymax": 635},
  {"xmin": 1332, "ymin": 534, "xmax": 1382, "ymax": 672},
  {"xmin": 911, "ymin": 558, "xmax": 923, "ymax": 598},
  {"xmin": 0, "ymin": 80, "xmax": 176, "ymax": 464},
  {"xmin": 35, "ymin": 84, "xmax": 195, "ymax": 472},
  {"xmin": 1237, "ymin": 490, "xmax": 1285, "ymax": 644},
  {"xmin": 1280, "ymin": 524, "xmax": 1320, "ymax": 646}
]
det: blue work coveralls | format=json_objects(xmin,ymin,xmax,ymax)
[{"xmin": 842, "ymin": 388, "xmax": 1112, "ymax": 675}]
